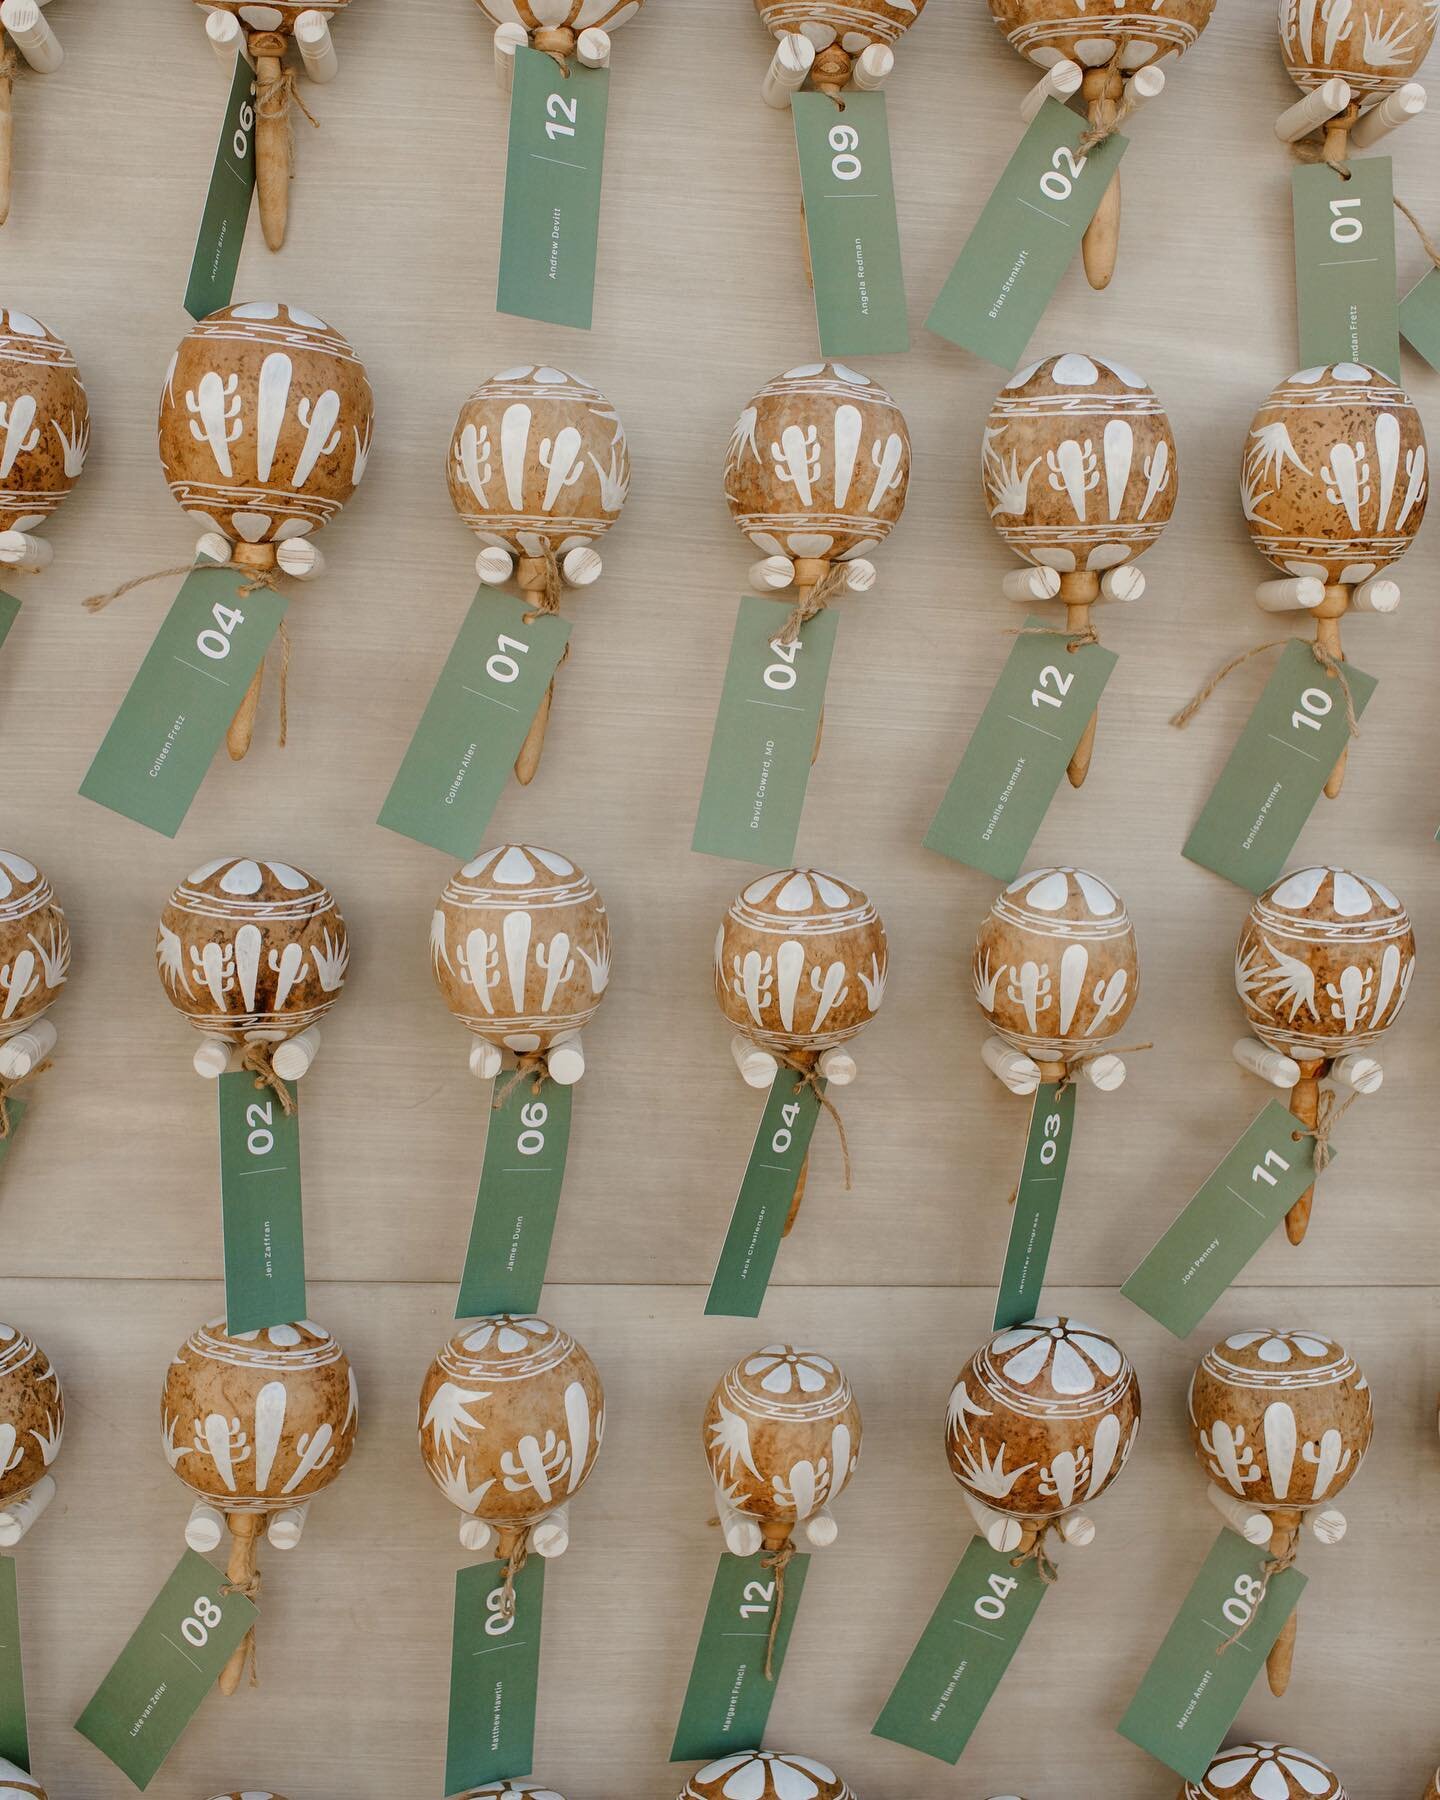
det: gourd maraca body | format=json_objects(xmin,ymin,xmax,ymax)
[
  {"xmin": 989, "ymin": 0, "xmax": 1216, "ymax": 67},
  {"xmin": 205, "ymin": 1792, "xmax": 291, "ymax": 1800},
  {"xmin": 755, "ymin": 0, "xmax": 925, "ymax": 50},
  {"xmin": 1185, "ymin": 1743, "xmax": 1346, "ymax": 1800},
  {"xmin": 716, "ymin": 868, "xmax": 887, "ymax": 1057},
  {"xmin": 982, "ymin": 354, "xmax": 1177, "ymax": 575},
  {"xmin": 156, "ymin": 857, "xmax": 348, "ymax": 1048},
  {"xmin": 0, "ymin": 1761, "xmax": 45, "ymax": 1800},
  {"xmin": 0, "ymin": 1324, "xmax": 63, "ymax": 1505},
  {"xmin": 703, "ymin": 1345, "xmax": 861, "ymax": 1541},
  {"xmin": 1241, "ymin": 364, "xmax": 1427, "ymax": 583},
  {"xmin": 473, "ymin": 0, "xmax": 641, "ymax": 31},
  {"xmin": 158, "ymin": 302, "xmax": 373, "ymax": 550},
  {"xmin": 0, "ymin": 852, "xmax": 68, "ymax": 1042},
  {"xmin": 431, "ymin": 844, "xmax": 609, "ymax": 1057},
  {"xmin": 947, "ymin": 1319, "xmax": 1140, "ymax": 1517},
  {"xmin": 1279, "ymin": 0, "xmax": 1435, "ymax": 98},
  {"xmin": 726, "ymin": 362, "xmax": 909, "ymax": 567},
  {"xmin": 680, "ymin": 1753, "xmax": 857, "ymax": 1800},
  {"xmin": 162, "ymin": 1319, "xmax": 358, "ymax": 1514},
  {"xmin": 459, "ymin": 1788, "xmax": 566, "ymax": 1800},
  {"xmin": 1236, "ymin": 866, "xmax": 1414, "ymax": 1062},
  {"xmin": 0, "ymin": 308, "xmax": 88, "ymax": 536},
  {"xmin": 418, "ymin": 1316, "xmax": 603, "ymax": 1536},
  {"xmin": 974, "ymin": 868, "xmax": 1137, "ymax": 1064},
  {"xmin": 196, "ymin": 0, "xmax": 349, "ymax": 27}
]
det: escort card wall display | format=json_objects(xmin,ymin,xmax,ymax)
[
  {"xmin": 417, "ymin": 1315, "xmax": 604, "ymax": 1793},
  {"xmin": 1181, "ymin": 364, "xmax": 1427, "ymax": 890},
  {"xmin": 678, "ymin": 1751, "xmax": 858, "ymax": 1800},
  {"xmin": 926, "ymin": 355, "xmax": 1177, "ymax": 873},
  {"xmin": 0, "ymin": 310, "xmax": 88, "ymax": 646},
  {"xmin": 430, "ymin": 844, "xmax": 611, "ymax": 1315},
  {"xmin": 81, "ymin": 303, "xmax": 374, "ymax": 836},
  {"xmin": 705, "ymin": 868, "xmax": 888, "ymax": 1317},
  {"xmin": 0, "ymin": 0, "xmax": 62, "ymax": 228},
  {"xmin": 381, "ymin": 367, "xmax": 631, "ymax": 858},
  {"xmin": 1183, "ymin": 1744, "xmax": 1348, "ymax": 1800},
  {"xmin": 694, "ymin": 363, "xmax": 910, "ymax": 864},
  {"xmin": 670, "ymin": 1347, "xmax": 861, "ymax": 1762},
  {"xmin": 0, "ymin": 852, "xmax": 69, "ymax": 1178},
  {"xmin": 0, "ymin": 1323, "xmax": 63, "ymax": 1772},
  {"xmin": 876, "ymin": 1319, "xmax": 1140, "ymax": 1764}
]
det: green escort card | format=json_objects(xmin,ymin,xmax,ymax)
[
  {"xmin": 669, "ymin": 1550, "xmax": 811, "ymax": 1763},
  {"xmin": 0, "ymin": 1560, "xmax": 27, "ymax": 1771},
  {"xmin": 993, "ymin": 1081, "xmax": 1076, "ymax": 1332},
  {"xmin": 0, "ymin": 591, "xmax": 19, "ymax": 656},
  {"xmin": 1122, "ymin": 1100, "xmax": 1325, "ymax": 1339},
  {"xmin": 1292, "ymin": 157, "xmax": 1400, "ymax": 381},
  {"xmin": 80, "ymin": 564, "xmax": 288, "ymax": 837},
  {"xmin": 446, "ymin": 1557, "xmax": 545, "ymax": 1795},
  {"xmin": 1118, "ymin": 1528, "xmax": 1307, "ymax": 1781},
  {"xmin": 498, "ymin": 49, "xmax": 609, "ymax": 329},
  {"xmin": 792, "ymin": 91, "xmax": 909, "ymax": 356},
  {"xmin": 184, "ymin": 52, "xmax": 257, "ymax": 320},
  {"xmin": 379, "ymin": 589, "xmax": 570, "ymax": 858},
  {"xmin": 706, "ymin": 1072, "xmax": 823, "ymax": 1318},
  {"xmin": 456, "ymin": 1075, "xmax": 573, "ymax": 1317},
  {"xmin": 0, "ymin": 1100, "xmax": 26, "ymax": 1177},
  {"xmin": 692, "ymin": 598, "xmax": 839, "ymax": 866},
  {"xmin": 872, "ymin": 1535, "xmax": 1049, "ymax": 1763},
  {"xmin": 1181, "ymin": 638, "xmax": 1376, "ymax": 893},
  {"xmin": 925, "ymin": 621, "xmax": 1117, "ymax": 877},
  {"xmin": 74, "ymin": 1549, "xmax": 258, "ymax": 1790},
  {"xmin": 1399, "ymin": 267, "xmax": 1440, "ymax": 372},
  {"xmin": 217, "ymin": 1071, "xmax": 306, "ymax": 1335},
  {"xmin": 926, "ymin": 101, "xmax": 1127, "ymax": 368}
]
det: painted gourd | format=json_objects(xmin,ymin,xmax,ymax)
[
  {"xmin": 754, "ymin": 0, "xmax": 925, "ymax": 48},
  {"xmin": 973, "ymin": 868, "xmax": 1138, "ymax": 1061},
  {"xmin": 703, "ymin": 1345, "xmax": 861, "ymax": 1530},
  {"xmin": 458, "ymin": 1788, "xmax": 566, "ymax": 1800},
  {"xmin": 448, "ymin": 366, "xmax": 629, "ymax": 560},
  {"xmin": 0, "ymin": 1761, "xmax": 45, "ymax": 1800},
  {"xmin": 431, "ymin": 844, "xmax": 610, "ymax": 1055},
  {"xmin": 196, "ymin": 0, "xmax": 349, "ymax": 24},
  {"xmin": 1189, "ymin": 1329, "xmax": 1372, "ymax": 1509},
  {"xmin": 0, "ymin": 1324, "xmax": 63, "ymax": 1504},
  {"xmin": 0, "ymin": 308, "xmax": 88, "ymax": 534},
  {"xmin": 680, "ymin": 1753, "xmax": 857, "ymax": 1800},
  {"xmin": 472, "ymin": 0, "xmax": 641, "ymax": 29},
  {"xmin": 205, "ymin": 1793, "xmax": 293, "ymax": 1800},
  {"xmin": 946, "ymin": 1318, "xmax": 1140, "ymax": 1517},
  {"xmin": 726, "ymin": 362, "xmax": 910, "ymax": 563},
  {"xmin": 418, "ymin": 1316, "xmax": 604, "ymax": 1526},
  {"xmin": 1185, "ymin": 1743, "xmax": 1347, "ymax": 1800},
  {"xmin": 982, "ymin": 353, "xmax": 1177, "ymax": 575},
  {"xmin": 715, "ymin": 869, "xmax": 887, "ymax": 1055},
  {"xmin": 157, "ymin": 302, "xmax": 373, "ymax": 547},
  {"xmin": 1280, "ymin": 0, "xmax": 1435, "ymax": 97},
  {"xmin": 156, "ymin": 857, "xmax": 349, "ymax": 1047},
  {"xmin": 988, "ymin": 0, "xmax": 1216, "ymax": 67},
  {"xmin": 1241, "ymin": 364, "xmax": 1428, "ymax": 582},
  {"xmin": 0, "ymin": 852, "xmax": 69, "ymax": 1042},
  {"xmin": 162, "ymin": 1319, "xmax": 358, "ymax": 1513},
  {"xmin": 1236, "ymin": 866, "xmax": 1414, "ymax": 1059}
]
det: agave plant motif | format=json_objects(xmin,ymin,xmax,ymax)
[
  {"xmin": 51, "ymin": 410, "xmax": 89, "ymax": 478},
  {"xmin": 423, "ymin": 1382, "xmax": 491, "ymax": 1455},
  {"xmin": 981, "ymin": 428, "xmax": 1041, "ymax": 515},
  {"xmin": 1237, "ymin": 938, "xmax": 1319, "ymax": 1021},
  {"xmin": 1242, "ymin": 421, "xmax": 1310, "ymax": 522},
  {"xmin": 1361, "ymin": 6, "xmax": 1415, "ymax": 62},
  {"xmin": 433, "ymin": 1456, "xmax": 495, "ymax": 1515},
  {"xmin": 945, "ymin": 1377, "xmax": 990, "ymax": 1443},
  {"xmin": 707, "ymin": 1402, "xmax": 761, "ymax": 1481},
  {"xmin": 953, "ymin": 1434, "xmax": 1035, "ymax": 1499}
]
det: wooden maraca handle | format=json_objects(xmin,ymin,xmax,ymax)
[
  {"xmin": 1262, "ymin": 1509, "xmax": 1302, "ymax": 1697},
  {"xmin": 250, "ymin": 34, "xmax": 291, "ymax": 252},
  {"xmin": 1284, "ymin": 1059, "xmax": 1326, "ymax": 1245},
  {"xmin": 514, "ymin": 680, "xmax": 553, "ymax": 785},
  {"xmin": 783, "ymin": 1153, "xmax": 809, "ymax": 1237},
  {"xmin": 1080, "ymin": 68, "xmax": 1122, "ymax": 292},
  {"xmin": 217, "ymin": 1512, "xmax": 262, "ymax": 1696},
  {"xmin": 224, "ymin": 541, "xmax": 278, "ymax": 761}
]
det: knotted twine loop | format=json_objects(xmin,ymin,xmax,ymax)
[
  {"xmin": 518, "ymin": 548, "xmax": 572, "ymax": 675},
  {"xmin": 1291, "ymin": 134, "xmax": 1352, "ymax": 180},
  {"xmin": 761, "ymin": 1537, "xmax": 796, "ymax": 1679},
  {"xmin": 1292, "ymin": 1085, "xmax": 1357, "ymax": 1174},
  {"xmin": 1170, "ymin": 637, "xmax": 1360, "ymax": 741},
  {"xmin": 0, "ymin": 1058, "xmax": 51, "ymax": 1140},
  {"xmin": 1074, "ymin": 43, "xmax": 1135, "ymax": 155},
  {"xmin": 1005, "ymin": 624, "xmax": 1100, "ymax": 654},
  {"xmin": 1009, "ymin": 1519, "xmax": 1060, "ymax": 1586},
  {"xmin": 498, "ymin": 1527, "xmax": 531, "ymax": 1622},
  {"xmin": 1056, "ymin": 1041, "xmax": 1153, "ymax": 1096},
  {"xmin": 0, "ymin": 47, "xmax": 19, "ymax": 80},
  {"xmin": 777, "ymin": 563, "xmax": 850, "ymax": 648},
  {"xmin": 1394, "ymin": 194, "xmax": 1440, "ymax": 270},
  {"xmin": 774, "ymin": 1050, "xmax": 851, "ymax": 1191},
  {"xmin": 241, "ymin": 1042, "xmax": 297, "ymax": 1115},
  {"xmin": 493, "ymin": 1051, "xmax": 548, "ymax": 1110},
  {"xmin": 256, "ymin": 62, "xmax": 320, "ymax": 166},
  {"xmin": 220, "ymin": 1568, "xmax": 262, "ymax": 1686},
  {"xmin": 1215, "ymin": 1530, "xmax": 1298, "ymax": 1655}
]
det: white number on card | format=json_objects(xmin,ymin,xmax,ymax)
[
  {"xmin": 1251, "ymin": 1146, "xmax": 1291, "ymax": 1187},
  {"xmin": 739, "ymin": 1579, "xmax": 776, "ymax": 1620},
  {"xmin": 180, "ymin": 1594, "xmax": 224, "ymax": 1648},
  {"xmin": 764, "ymin": 637, "xmax": 801, "ymax": 691},
  {"xmin": 828, "ymin": 123, "xmax": 861, "ymax": 181},
  {"xmin": 1031, "ymin": 664, "xmax": 1075, "ymax": 710},
  {"xmin": 545, "ymin": 92, "xmax": 578, "ymax": 140},
  {"xmin": 1291, "ymin": 686, "xmax": 1332, "ymax": 733},
  {"xmin": 974, "ymin": 1572, "xmax": 1019, "ymax": 1621},
  {"xmin": 516, "ymin": 1099, "xmax": 548, "ymax": 1157},
  {"xmin": 1040, "ymin": 145, "xmax": 1086, "ymax": 202},
  {"xmin": 1328, "ymin": 197, "xmax": 1363, "ymax": 244},
  {"xmin": 197, "ymin": 602, "xmax": 246, "ymax": 662},
  {"xmin": 245, "ymin": 1099, "xmax": 274, "ymax": 1158},
  {"xmin": 487, "ymin": 633, "xmax": 530, "ymax": 685},
  {"xmin": 772, "ymin": 1099, "xmax": 802, "ymax": 1156}
]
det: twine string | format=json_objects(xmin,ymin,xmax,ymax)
[
  {"xmin": 83, "ymin": 564, "xmax": 196, "ymax": 612},
  {"xmin": 1004, "ymin": 624, "xmax": 1101, "ymax": 653},
  {"xmin": 241, "ymin": 1042, "xmax": 296, "ymax": 1115},
  {"xmin": 761, "ymin": 1537, "xmax": 796, "ymax": 1679},
  {"xmin": 256, "ymin": 62, "xmax": 320, "ymax": 169},
  {"xmin": 1293, "ymin": 1085, "xmax": 1357, "ymax": 1174},
  {"xmin": 1056, "ymin": 1040, "xmax": 1153, "ymax": 1095},
  {"xmin": 1216, "ymin": 1530, "xmax": 1298, "ymax": 1655},
  {"xmin": 0, "ymin": 1056, "xmax": 51, "ymax": 1140},
  {"xmin": 493, "ymin": 1051, "xmax": 549, "ymax": 1110},
  {"xmin": 1009, "ymin": 1520, "xmax": 1060, "ymax": 1586},
  {"xmin": 1074, "ymin": 45, "xmax": 1133, "ymax": 155},
  {"xmin": 1394, "ymin": 194, "xmax": 1440, "ymax": 270},
  {"xmin": 774, "ymin": 1051, "xmax": 852, "ymax": 1191},
  {"xmin": 1170, "ymin": 637, "xmax": 1359, "ymax": 740},
  {"xmin": 220, "ymin": 1567, "xmax": 263, "ymax": 1687},
  {"xmin": 0, "ymin": 47, "xmax": 19, "ymax": 80},
  {"xmin": 498, "ymin": 1527, "xmax": 531, "ymax": 1622},
  {"xmin": 777, "ymin": 563, "xmax": 850, "ymax": 648},
  {"xmin": 1291, "ymin": 133, "xmax": 1352, "ymax": 180}
]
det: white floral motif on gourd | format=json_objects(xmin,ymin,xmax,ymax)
[
  {"xmin": 701, "ymin": 1751, "xmax": 841, "ymax": 1800},
  {"xmin": 994, "ymin": 1320, "xmax": 1122, "ymax": 1395},
  {"xmin": 1204, "ymin": 1742, "xmax": 1338, "ymax": 1800},
  {"xmin": 743, "ymin": 1347, "xmax": 837, "ymax": 1396},
  {"xmin": 1225, "ymin": 1329, "xmax": 1334, "ymax": 1362},
  {"xmin": 0, "ymin": 853, "xmax": 36, "ymax": 901}
]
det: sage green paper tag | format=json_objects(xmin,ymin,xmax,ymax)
[
  {"xmin": 217, "ymin": 1071, "xmax": 306, "ymax": 1334},
  {"xmin": 0, "ymin": 591, "xmax": 19, "ymax": 656},
  {"xmin": 1117, "ymin": 1528, "xmax": 1307, "ymax": 1781},
  {"xmin": 1122, "ymin": 1100, "xmax": 1324, "ymax": 1339},
  {"xmin": 379, "ymin": 589, "xmax": 571, "ymax": 858},
  {"xmin": 692, "ymin": 597, "xmax": 839, "ymax": 866},
  {"xmin": 926, "ymin": 101, "xmax": 1127, "ymax": 367},
  {"xmin": 669, "ymin": 1550, "xmax": 811, "ymax": 1763},
  {"xmin": 446, "ymin": 1557, "xmax": 544, "ymax": 1794},
  {"xmin": 792, "ymin": 91, "xmax": 909, "ymax": 356},
  {"xmin": 80, "ymin": 564, "xmax": 288, "ymax": 837},
  {"xmin": 993, "ymin": 1082, "xmax": 1076, "ymax": 1331},
  {"xmin": 456, "ymin": 1075, "xmax": 573, "ymax": 1317},
  {"xmin": 0, "ymin": 1101, "xmax": 26, "ymax": 1178},
  {"xmin": 1181, "ymin": 638, "xmax": 1376, "ymax": 893},
  {"xmin": 1399, "ymin": 267, "xmax": 1440, "ymax": 371},
  {"xmin": 0, "ymin": 1559, "xmax": 27, "ymax": 1772},
  {"xmin": 706, "ymin": 1071, "xmax": 824, "ymax": 1318},
  {"xmin": 498, "ymin": 50, "xmax": 609, "ymax": 329},
  {"xmin": 74, "ymin": 1549, "xmax": 258, "ymax": 1790},
  {"xmin": 925, "ymin": 620, "xmax": 1116, "ymax": 877},
  {"xmin": 184, "ymin": 52, "xmax": 257, "ymax": 320},
  {"xmin": 872, "ymin": 1536, "xmax": 1048, "ymax": 1763},
  {"xmin": 1292, "ymin": 158, "xmax": 1400, "ymax": 380}
]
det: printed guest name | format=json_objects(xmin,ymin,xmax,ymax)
[{"xmin": 149, "ymin": 715, "xmax": 187, "ymax": 779}]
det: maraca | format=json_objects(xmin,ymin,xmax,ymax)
[
  {"xmin": 0, "ymin": 1761, "xmax": 44, "ymax": 1800},
  {"xmin": 1182, "ymin": 1744, "xmax": 1347, "ymax": 1800},
  {"xmin": 680, "ymin": 1753, "xmax": 858, "ymax": 1800},
  {"xmin": 0, "ymin": 0, "xmax": 63, "ymax": 228},
  {"xmin": 1233, "ymin": 864, "xmax": 1414, "ymax": 1242},
  {"xmin": 983, "ymin": 354, "xmax": 1177, "ymax": 785},
  {"xmin": 1189, "ymin": 1327, "xmax": 1372, "ymax": 1695},
  {"xmin": 756, "ymin": 0, "xmax": 929, "ymax": 103},
  {"xmin": 0, "ymin": 308, "xmax": 88, "ymax": 577},
  {"xmin": 1275, "ymin": 0, "xmax": 1435, "ymax": 155},
  {"xmin": 0, "ymin": 851, "xmax": 69, "ymax": 1140},
  {"xmin": 482, "ymin": 0, "xmax": 641, "ymax": 81},
  {"xmin": 0, "ymin": 1322, "xmax": 63, "ymax": 1547},
  {"xmin": 162, "ymin": 1317, "xmax": 359, "ymax": 1693}
]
